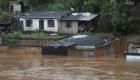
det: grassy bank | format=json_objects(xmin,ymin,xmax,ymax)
[{"xmin": 6, "ymin": 31, "xmax": 69, "ymax": 40}]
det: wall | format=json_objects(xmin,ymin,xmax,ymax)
[
  {"xmin": 44, "ymin": 19, "xmax": 59, "ymax": 32},
  {"xmin": 19, "ymin": 18, "xmax": 59, "ymax": 32},
  {"xmin": 19, "ymin": 18, "xmax": 39, "ymax": 31},
  {"xmin": 59, "ymin": 21, "xmax": 78, "ymax": 34},
  {"xmin": 42, "ymin": 46, "xmax": 67, "ymax": 56}
]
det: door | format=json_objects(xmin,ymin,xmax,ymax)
[
  {"xmin": 19, "ymin": 21, "xmax": 24, "ymax": 30},
  {"xmin": 39, "ymin": 19, "xmax": 44, "ymax": 31}
]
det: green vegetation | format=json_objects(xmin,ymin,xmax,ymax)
[
  {"xmin": 0, "ymin": 0, "xmax": 10, "ymax": 9},
  {"xmin": 111, "ymin": 1, "xmax": 139, "ymax": 35},
  {"xmin": 97, "ymin": 0, "xmax": 139, "ymax": 35},
  {"xmin": 0, "ymin": 0, "xmax": 139, "ymax": 36},
  {"xmin": 0, "ymin": 12, "xmax": 15, "ymax": 23},
  {"xmin": 19, "ymin": 0, "xmax": 140, "ymax": 35},
  {"xmin": 7, "ymin": 31, "xmax": 69, "ymax": 40}
]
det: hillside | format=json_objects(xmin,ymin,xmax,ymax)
[{"xmin": 0, "ymin": 0, "xmax": 140, "ymax": 35}]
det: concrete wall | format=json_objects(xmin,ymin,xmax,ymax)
[
  {"xmin": 59, "ymin": 21, "xmax": 78, "ymax": 34},
  {"xmin": 19, "ymin": 18, "xmax": 39, "ymax": 31},
  {"xmin": 19, "ymin": 18, "xmax": 59, "ymax": 32},
  {"xmin": 44, "ymin": 19, "xmax": 59, "ymax": 32}
]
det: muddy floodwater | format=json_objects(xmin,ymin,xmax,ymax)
[{"xmin": 0, "ymin": 47, "xmax": 140, "ymax": 80}]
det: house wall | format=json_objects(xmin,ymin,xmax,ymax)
[
  {"xmin": 44, "ymin": 19, "xmax": 59, "ymax": 32},
  {"xmin": 19, "ymin": 18, "xmax": 39, "ymax": 31},
  {"xmin": 19, "ymin": 18, "xmax": 59, "ymax": 32},
  {"xmin": 59, "ymin": 21, "xmax": 78, "ymax": 34}
]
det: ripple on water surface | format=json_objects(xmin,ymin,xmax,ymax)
[{"xmin": 0, "ymin": 47, "xmax": 140, "ymax": 80}]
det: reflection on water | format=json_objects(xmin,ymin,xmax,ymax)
[{"xmin": 0, "ymin": 46, "xmax": 140, "ymax": 80}]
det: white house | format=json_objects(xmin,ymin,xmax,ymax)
[
  {"xmin": 19, "ymin": 11, "xmax": 70, "ymax": 32},
  {"xmin": 19, "ymin": 11, "xmax": 98, "ymax": 34}
]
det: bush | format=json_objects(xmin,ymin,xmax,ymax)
[{"xmin": 7, "ymin": 31, "xmax": 23, "ymax": 38}]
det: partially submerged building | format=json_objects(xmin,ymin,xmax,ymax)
[
  {"xmin": 124, "ymin": 34, "xmax": 140, "ymax": 60},
  {"xmin": 19, "ymin": 11, "xmax": 98, "ymax": 34},
  {"xmin": 42, "ymin": 35, "xmax": 115, "ymax": 57},
  {"xmin": 125, "ymin": 43, "xmax": 140, "ymax": 60}
]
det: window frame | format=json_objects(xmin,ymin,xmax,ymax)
[
  {"xmin": 48, "ymin": 19, "xmax": 55, "ymax": 27},
  {"xmin": 26, "ymin": 19, "xmax": 32, "ymax": 27},
  {"xmin": 65, "ymin": 21, "xmax": 72, "ymax": 28}
]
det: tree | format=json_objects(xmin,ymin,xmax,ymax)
[
  {"xmin": 97, "ymin": 0, "xmax": 112, "ymax": 32},
  {"xmin": 0, "ymin": 0, "xmax": 11, "ymax": 11},
  {"xmin": 111, "ymin": 0, "xmax": 139, "ymax": 35},
  {"xmin": 0, "ymin": 12, "xmax": 14, "ymax": 24}
]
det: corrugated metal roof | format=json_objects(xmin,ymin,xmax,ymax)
[
  {"xmin": 20, "ymin": 11, "xmax": 98, "ymax": 21},
  {"xmin": 20, "ymin": 11, "xmax": 70, "ymax": 19},
  {"xmin": 62, "ymin": 14, "xmax": 98, "ymax": 21},
  {"xmin": 48, "ymin": 36, "xmax": 115, "ymax": 48}
]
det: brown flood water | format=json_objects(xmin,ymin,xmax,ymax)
[{"xmin": 0, "ymin": 46, "xmax": 140, "ymax": 80}]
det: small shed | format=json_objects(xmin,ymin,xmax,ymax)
[
  {"xmin": 60, "ymin": 13, "xmax": 98, "ymax": 34},
  {"xmin": 125, "ymin": 43, "xmax": 140, "ymax": 60}
]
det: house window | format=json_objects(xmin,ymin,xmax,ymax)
[
  {"xmin": 65, "ymin": 21, "xmax": 72, "ymax": 28},
  {"xmin": 48, "ymin": 19, "xmax": 55, "ymax": 27},
  {"xmin": 26, "ymin": 19, "xmax": 32, "ymax": 27},
  {"xmin": 39, "ymin": 19, "xmax": 44, "ymax": 30}
]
